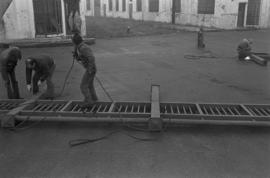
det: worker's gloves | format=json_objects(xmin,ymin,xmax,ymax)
[
  {"xmin": 72, "ymin": 51, "xmax": 78, "ymax": 59},
  {"xmin": 38, "ymin": 80, "xmax": 47, "ymax": 90},
  {"xmin": 27, "ymin": 85, "xmax": 32, "ymax": 92},
  {"xmin": 37, "ymin": 80, "xmax": 42, "ymax": 86}
]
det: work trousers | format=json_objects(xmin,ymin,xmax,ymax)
[
  {"xmin": 33, "ymin": 64, "xmax": 55, "ymax": 98},
  {"xmin": 2, "ymin": 70, "xmax": 20, "ymax": 99},
  {"xmin": 238, "ymin": 51, "xmax": 252, "ymax": 60},
  {"xmin": 80, "ymin": 70, "xmax": 98, "ymax": 104},
  {"xmin": 239, "ymin": 52, "xmax": 270, "ymax": 60}
]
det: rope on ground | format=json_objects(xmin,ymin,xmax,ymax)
[
  {"xmin": 58, "ymin": 57, "xmax": 75, "ymax": 97},
  {"xmin": 95, "ymin": 75, "xmax": 114, "ymax": 103},
  {"xmin": 68, "ymin": 128, "xmax": 158, "ymax": 147},
  {"xmin": 184, "ymin": 54, "xmax": 217, "ymax": 60}
]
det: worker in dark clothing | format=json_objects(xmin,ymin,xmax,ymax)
[
  {"xmin": 237, "ymin": 38, "xmax": 252, "ymax": 60},
  {"xmin": 0, "ymin": 46, "xmax": 22, "ymax": 99},
  {"xmin": 237, "ymin": 38, "xmax": 270, "ymax": 61},
  {"xmin": 72, "ymin": 33, "xmax": 98, "ymax": 107},
  {"xmin": 197, "ymin": 27, "xmax": 205, "ymax": 49},
  {"xmin": 25, "ymin": 55, "xmax": 55, "ymax": 99}
]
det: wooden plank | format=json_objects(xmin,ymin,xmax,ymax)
[
  {"xmin": 1, "ymin": 92, "xmax": 44, "ymax": 127},
  {"xmin": 151, "ymin": 85, "xmax": 160, "ymax": 119},
  {"xmin": 251, "ymin": 54, "xmax": 267, "ymax": 66},
  {"xmin": 149, "ymin": 85, "xmax": 162, "ymax": 131}
]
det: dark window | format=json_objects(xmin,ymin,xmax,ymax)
[
  {"xmin": 149, "ymin": 0, "xmax": 159, "ymax": 12},
  {"xmin": 137, "ymin": 0, "xmax": 142, "ymax": 11},
  {"xmin": 116, "ymin": 0, "xmax": 119, "ymax": 11},
  {"xmin": 109, "ymin": 0, "xmax": 113, "ymax": 11},
  {"xmin": 246, "ymin": 0, "xmax": 261, "ymax": 25},
  {"xmin": 122, "ymin": 0, "xmax": 126, "ymax": 11},
  {"xmin": 86, "ymin": 0, "xmax": 91, "ymax": 10},
  {"xmin": 198, "ymin": 0, "xmax": 215, "ymax": 14},
  {"xmin": 175, "ymin": 0, "xmax": 181, "ymax": 13}
]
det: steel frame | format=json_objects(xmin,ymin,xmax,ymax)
[{"xmin": 1, "ymin": 85, "xmax": 270, "ymax": 129}]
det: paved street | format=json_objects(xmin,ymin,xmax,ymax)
[{"xmin": 0, "ymin": 30, "xmax": 270, "ymax": 178}]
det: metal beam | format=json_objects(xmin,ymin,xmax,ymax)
[
  {"xmin": 1, "ymin": 93, "xmax": 43, "ymax": 127},
  {"xmin": 149, "ymin": 85, "xmax": 162, "ymax": 131}
]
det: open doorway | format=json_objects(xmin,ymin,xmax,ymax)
[
  {"xmin": 64, "ymin": 0, "xmax": 80, "ymax": 34},
  {"xmin": 237, "ymin": 3, "xmax": 246, "ymax": 27},
  {"xmin": 33, "ymin": 0, "xmax": 63, "ymax": 35},
  {"xmin": 94, "ymin": 0, "xmax": 101, "ymax": 16}
]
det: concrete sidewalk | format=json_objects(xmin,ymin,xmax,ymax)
[{"xmin": 0, "ymin": 37, "xmax": 95, "ymax": 48}]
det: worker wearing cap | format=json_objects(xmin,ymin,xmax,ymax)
[
  {"xmin": 72, "ymin": 33, "xmax": 98, "ymax": 107},
  {"xmin": 25, "ymin": 55, "xmax": 55, "ymax": 99},
  {"xmin": 0, "ymin": 46, "xmax": 22, "ymax": 99},
  {"xmin": 237, "ymin": 38, "xmax": 252, "ymax": 60}
]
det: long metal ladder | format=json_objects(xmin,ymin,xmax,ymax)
[{"xmin": 1, "ymin": 85, "xmax": 270, "ymax": 129}]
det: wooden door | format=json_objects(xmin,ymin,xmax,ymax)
[
  {"xmin": 129, "ymin": 3, "xmax": 133, "ymax": 19},
  {"xmin": 237, "ymin": 3, "xmax": 246, "ymax": 27}
]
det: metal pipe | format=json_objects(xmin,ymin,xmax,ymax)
[
  {"xmin": 15, "ymin": 115, "xmax": 149, "ymax": 123},
  {"xmin": 14, "ymin": 115, "xmax": 270, "ymax": 127}
]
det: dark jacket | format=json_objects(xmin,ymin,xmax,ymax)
[
  {"xmin": 75, "ymin": 42, "xmax": 96, "ymax": 73},
  {"xmin": 0, "ymin": 47, "xmax": 21, "ymax": 81},
  {"xmin": 237, "ymin": 41, "xmax": 251, "ymax": 54},
  {"xmin": 26, "ymin": 55, "xmax": 54, "ymax": 85}
]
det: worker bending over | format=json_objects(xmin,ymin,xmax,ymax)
[
  {"xmin": 25, "ymin": 55, "xmax": 55, "ymax": 99},
  {"xmin": 237, "ymin": 38, "xmax": 253, "ymax": 60},
  {"xmin": 72, "ymin": 33, "xmax": 98, "ymax": 107},
  {"xmin": 0, "ymin": 46, "xmax": 22, "ymax": 99},
  {"xmin": 237, "ymin": 38, "xmax": 270, "ymax": 61}
]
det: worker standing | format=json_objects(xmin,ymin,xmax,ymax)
[
  {"xmin": 237, "ymin": 38, "xmax": 252, "ymax": 60},
  {"xmin": 197, "ymin": 27, "xmax": 205, "ymax": 49},
  {"xmin": 25, "ymin": 55, "xmax": 55, "ymax": 99},
  {"xmin": 0, "ymin": 46, "xmax": 22, "ymax": 99},
  {"xmin": 72, "ymin": 33, "xmax": 98, "ymax": 108}
]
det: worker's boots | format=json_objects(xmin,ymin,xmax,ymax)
[{"xmin": 13, "ymin": 81, "xmax": 23, "ymax": 99}]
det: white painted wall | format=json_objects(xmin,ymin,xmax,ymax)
[
  {"xmin": 80, "ymin": 0, "xmax": 87, "ymax": 36},
  {"xmin": 260, "ymin": 0, "xmax": 270, "ymax": 28},
  {"xmin": 86, "ymin": 0, "xmax": 270, "ymax": 29},
  {"xmin": 3, "ymin": 0, "xmax": 35, "ymax": 39}
]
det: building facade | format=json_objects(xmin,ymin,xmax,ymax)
[
  {"xmin": 0, "ymin": 0, "xmax": 269, "ymax": 40},
  {"xmin": 86, "ymin": 0, "xmax": 270, "ymax": 29},
  {"xmin": 0, "ymin": 0, "xmax": 89, "ymax": 40}
]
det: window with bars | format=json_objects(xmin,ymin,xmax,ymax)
[
  {"xmin": 86, "ymin": 0, "xmax": 91, "ymax": 10},
  {"xmin": 116, "ymin": 0, "xmax": 119, "ymax": 11},
  {"xmin": 137, "ymin": 0, "xmax": 142, "ymax": 11},
  {"xmin": 198, "ymin": 0, "xmax": 215, "ymax": 14},
  {"xmin": 149, "ymin": 0, "xmax": 159, "ymax": 12},
  {"xmin": 109, "ymin": 0, "xmax": 113, "ymax": 11},
  {"xmin": 122, "ymin": 0, "xmax": 126, "ymax": 11}
]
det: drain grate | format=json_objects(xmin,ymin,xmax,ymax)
[
  {"xmin": 199, "ymin": 104, "xmax": 249, "ymax": 116},
  {"xmin": 0, "ymin": 100, "xmax": 25, "ymax": 112},
  {"xmin": 244, "ymin": 105, "xmax": 270, "ymax": 117},
  {"xmin": 112, "ymin": 102, "xmax": 151, "ymax": 114},
  {"xmin": 160, "ymin": 103, "xmax": 199, "ymax": 115},
  {"xmin": 63, "ymin": 101, "xmax": 112, "ymax": 113},
  {"xmin": 23, "ymin": 101, "xmax": 68, "ymax": 112}
]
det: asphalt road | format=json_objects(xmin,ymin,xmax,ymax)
[{"xmin": 0, "ymin": 30, "xmax": 270, "ymax": 178}]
